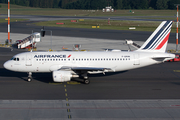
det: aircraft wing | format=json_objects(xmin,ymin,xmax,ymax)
[
  {"xmin": 71, "ymin": 67, "xmax": 112, "ymax": 71},
  {"xmin": 60, "ymin": 66, "xmax": 112, "ymax": 71}
]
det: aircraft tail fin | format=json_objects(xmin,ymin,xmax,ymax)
[{"xmin": 138, "ymin": 21, "xmax": 173, "ymax": 52}]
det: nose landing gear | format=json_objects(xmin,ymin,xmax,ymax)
[{"xmin": 27, "ymin": 72, "xmax": 32, "ymax": 82}]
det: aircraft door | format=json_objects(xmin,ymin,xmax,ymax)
[
  {"xmin": 134, "ymin": 54, "xmax": 140, "ymax": 65},
  {"xmin": 26, "ymin": 54, "xmax": 32, "ymax": 66}
]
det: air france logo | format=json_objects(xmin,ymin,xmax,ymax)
[
  {"xmin": 34, "ymin": 54, "xmax": 72, "ymax": 58},
  {"xmin": 68, "ymin": 55, "xmax": 71, "ymax": 58}
]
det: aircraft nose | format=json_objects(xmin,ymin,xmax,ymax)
[{"xmin": 3, "ymin": 61, "xmax": 11, "ymax": 70}]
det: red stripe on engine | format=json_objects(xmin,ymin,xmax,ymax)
[{"xmin": 155, "ymin": 32, "xmax": 170, "ymax": 50}]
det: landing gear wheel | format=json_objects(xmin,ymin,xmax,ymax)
[
  {"xmin": 27, "ymin": 72, "xmax": 32, "ymax": 82},
  {"xmin": 84, "ymin": 79, "xmax": 90, "ymax": 84},
  {"xmin": 27, "ymin": 77, "xmax": 32, "ymax": 82}
]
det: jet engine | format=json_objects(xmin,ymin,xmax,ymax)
[{"xmin": 52, "ymin": 70, "xmax": 72, "ymax": 82}]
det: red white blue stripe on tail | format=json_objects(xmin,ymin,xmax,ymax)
[{"xmin": 138, "ymin": 21, "xmax": 173, "ymax": 52}]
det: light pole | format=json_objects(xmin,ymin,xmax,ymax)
[
  {"xmin": 8, "ymin": 0, "xmax": 10, "ymax": 44},
  {"xmin": 174, "ymin": 4, "xmax": 180, "ymax": 52}
]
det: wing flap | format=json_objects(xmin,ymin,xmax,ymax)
[
  {"xmin": 72, "ymin": 67, "xmax": 111, "ymax": 71},
  {"xmin": 60, "ymin": 66, "xmax": 111, "ymax": 71}
]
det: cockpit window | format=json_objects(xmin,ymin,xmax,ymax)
[{"xmin": 11, "ymin": 57, "xmax": 19, "ymax": 61}]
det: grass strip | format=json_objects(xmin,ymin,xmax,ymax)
[
  {"xmin": 35, "ymin": 20, "xmax": 177, "ymax": 32},
  {"xmin": 0, "ymin": 18, "xmax": 28, "ymax": 23}
]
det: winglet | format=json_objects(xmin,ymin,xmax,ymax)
[{"xmin": 137, "ymin": 21, "xmax": 173, "ymax": 52}]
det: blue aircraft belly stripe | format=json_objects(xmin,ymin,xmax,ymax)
[{"xmin": 142, "ymin": 21, "xmax": 171, "ymax": 50}]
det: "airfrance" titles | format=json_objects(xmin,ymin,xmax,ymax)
[{"xmin": 34, "ymin": 55, "xmax": 66, "ymax": 58}]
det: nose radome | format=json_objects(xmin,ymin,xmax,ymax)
[
  {"xmin": 3, "ymin": 62, "xmax": 7, "ymax": 69},
  {"xmin": 3, "ymin": 61, "xmax": 10, "ymax": 70}
]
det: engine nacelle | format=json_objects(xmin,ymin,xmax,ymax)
[{"xmin": 52, "ymin": 70, "xmax": 72, "ymax": 82}]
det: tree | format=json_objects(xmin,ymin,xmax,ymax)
[
  {"xmin": 156, "ymin": 0, "xmax": 169, "ymax": 10},
  {"xmin": 140, "ymin": 0, "xmax": 149, "ymax": 9},
  {"xmin": 90, "ymin": 0, "xmax": 108, "ymax": 9},
  {"xmin": 122, "ymin": 0, "xmax": 131, "ymax": 9},
  {"xmin": 116, "ymin": 0, "xmax": 123, "ymax": 9},
  {"xmin": 53, "ymin": 0, "xmax": 59, "ymax": 8},
  {"xmin": 168, "ymin": 0, "xmax": 180, "ymax": 9},
  {"xmin": 149, "ymin": 0, "xmax": 157, "ymax": 9},
  {"xmin": 0, "ymin": 0, "xmax": 7, "ymax": 3}
]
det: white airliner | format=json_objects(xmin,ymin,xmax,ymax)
[{"xmin": 4, "ymin": 21, "xmax": 175, "ymax": 84}]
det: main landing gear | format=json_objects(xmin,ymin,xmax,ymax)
[
  {"xmin": 27, "ymin": 72, "xmax": 32, "ymax": 82},
  {"xmin": 84, "ymin": 79, "xmax": 90, "ymax": 84},
  {"xmin": 83, "ymin": 76, "xmax": 90, "ymax": 84},
  {"xmin": 81, "ymin": 72, "xmax": 90, "ymax": 84}
]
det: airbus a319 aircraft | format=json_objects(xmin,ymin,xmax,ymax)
[{"xmin": 4, "ymin": 21, "xmax": 175, "ymax": 84}]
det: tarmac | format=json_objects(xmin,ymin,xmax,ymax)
[
  {"xmin": 0, "ymin": 32, "xmax": 180, "ymax": 119},
  {"xmin": 0, "ymin": 32, "xmax": 177, "ymax": 51},
  {"xmin": 0, "ymin": 100, "xmax": 180, "ymax": 120}
]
